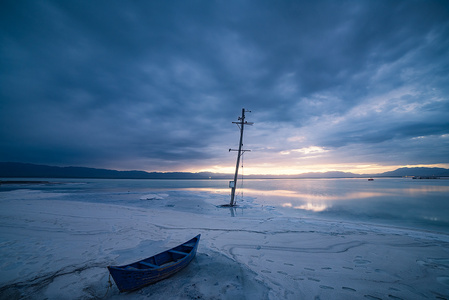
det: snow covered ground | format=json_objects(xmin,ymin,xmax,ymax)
[{"xmin": 1, "ymin": 188, "xmax": 449, "ymax": 299}]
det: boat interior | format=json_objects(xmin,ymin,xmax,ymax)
[{"xmin": 124, "ymin": 241, "xmax": 196, "ymax": 270}]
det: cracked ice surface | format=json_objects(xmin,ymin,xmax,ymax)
[{"xmin": 0, "ymin": 188, "xmax": 449, "ymax": 299}]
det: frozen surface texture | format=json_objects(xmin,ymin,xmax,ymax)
[{"xmin": 0, "ymin": 189, "xmax": 448, "ymax": 299}]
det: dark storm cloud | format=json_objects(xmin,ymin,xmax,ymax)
[{"xmin": 1, "ymin": 0, "xmax": 448, "ymax": 172}]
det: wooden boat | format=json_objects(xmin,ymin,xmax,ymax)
[{"xmin": 107, "ymin": 234, "xmax": 201, "ymax": 292}]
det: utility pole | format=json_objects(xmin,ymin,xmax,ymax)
[{"xmin": 229, "ymin": 108, "xmax": 253, "ymax": 206}]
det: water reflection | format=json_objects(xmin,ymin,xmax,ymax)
[
  {"xmin": 183, "ymin": 187, "xmax": 388, "ymax": 201},
  {"xmin": 3, "ymin": 177, "xmax": 447, "ymax": 232},
  {"xmin": 177, "ymin": 179, "xmax": 449, "ymax": 232},
  {"xmin": 401, "ymin": 186, "xmax": 449, "ymax": 195},
  {"xmin": 295, "ymin": 203, "xmax": 329, "ymax": 212},
  {"xmin": 243, "ymin": 188, "xmax": 388, "ymax": 201},
  {"xmin": 283, "ymin": 202, "xmax": 329, "ymax": 212}
]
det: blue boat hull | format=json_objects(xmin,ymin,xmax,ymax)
[{"xmin": 107, "ymin": 234, "xmax": 200, "ymax": 292}]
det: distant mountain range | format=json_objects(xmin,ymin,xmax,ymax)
[
  {"xmin": 0, "ymin": 162, "xmax": 221, "ymax": 179},
  {"xmin": 375, "ymin": 167, "xmax": 449, "ymax": 177},
  {"xmin": 1, "ymin": 162, "xmax": 449, "ymax": 179}
]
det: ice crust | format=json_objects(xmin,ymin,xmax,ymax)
[{"xmin": 0, "ymin": 189, "xmax": 448, "ymax": 299}]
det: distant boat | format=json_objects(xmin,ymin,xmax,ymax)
[
  {"xmin": 368, "ymin": 178, "xmax": 374, "ymax": 181},
  {"xmin": 108, "ymin": 234, "xmax": 201, "ymax": 292}
]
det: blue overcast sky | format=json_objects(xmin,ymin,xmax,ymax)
[{"xmin": 1, "ymin": 1, "xmax": 448, "ymax": 174}]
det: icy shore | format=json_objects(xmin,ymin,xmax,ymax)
[{"xmin": 1, "ymin": 189, "xmax": 449, "ymax": 299}]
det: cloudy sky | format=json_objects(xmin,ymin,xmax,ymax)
[{"xmin": 1, "ymin": 1, "xmax": 448, "ymax": 175}]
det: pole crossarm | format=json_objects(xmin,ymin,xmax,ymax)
[{"xmin": 232, "ymin": 121, "xmax": 254, "ymax": 125}]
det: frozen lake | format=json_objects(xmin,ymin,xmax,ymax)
[
  {"xmin": 3, "ymin": 177, "xmax": 449, "ymax": 232},
  {"xmin": 1, "ymin": 178, "xmax": 449, "ymax": 299}
]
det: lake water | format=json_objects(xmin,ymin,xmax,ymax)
[{"xmin": 1, "ymin": 177, "xmax": 449, "ymax": 233}]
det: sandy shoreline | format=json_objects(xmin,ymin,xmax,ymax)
[{"xmin": 0, "ymin": 190, "xmax": 449, "ymax": 299}]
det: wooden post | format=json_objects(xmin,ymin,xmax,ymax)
[{"xmin": 230, "ymin": 108, "xmax": 247, "ymax": 206}]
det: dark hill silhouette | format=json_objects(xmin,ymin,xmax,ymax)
[
  {"xmin": 1, "ymin": 162, "xmax": 448, "ymax": 179},
  {"xmin": 376, "ymin": 167, "xmax": 449, "ymax": 177},
  {"xmin": 0, "ymin": 162, "xmax": 227, "ymax": 179}
]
